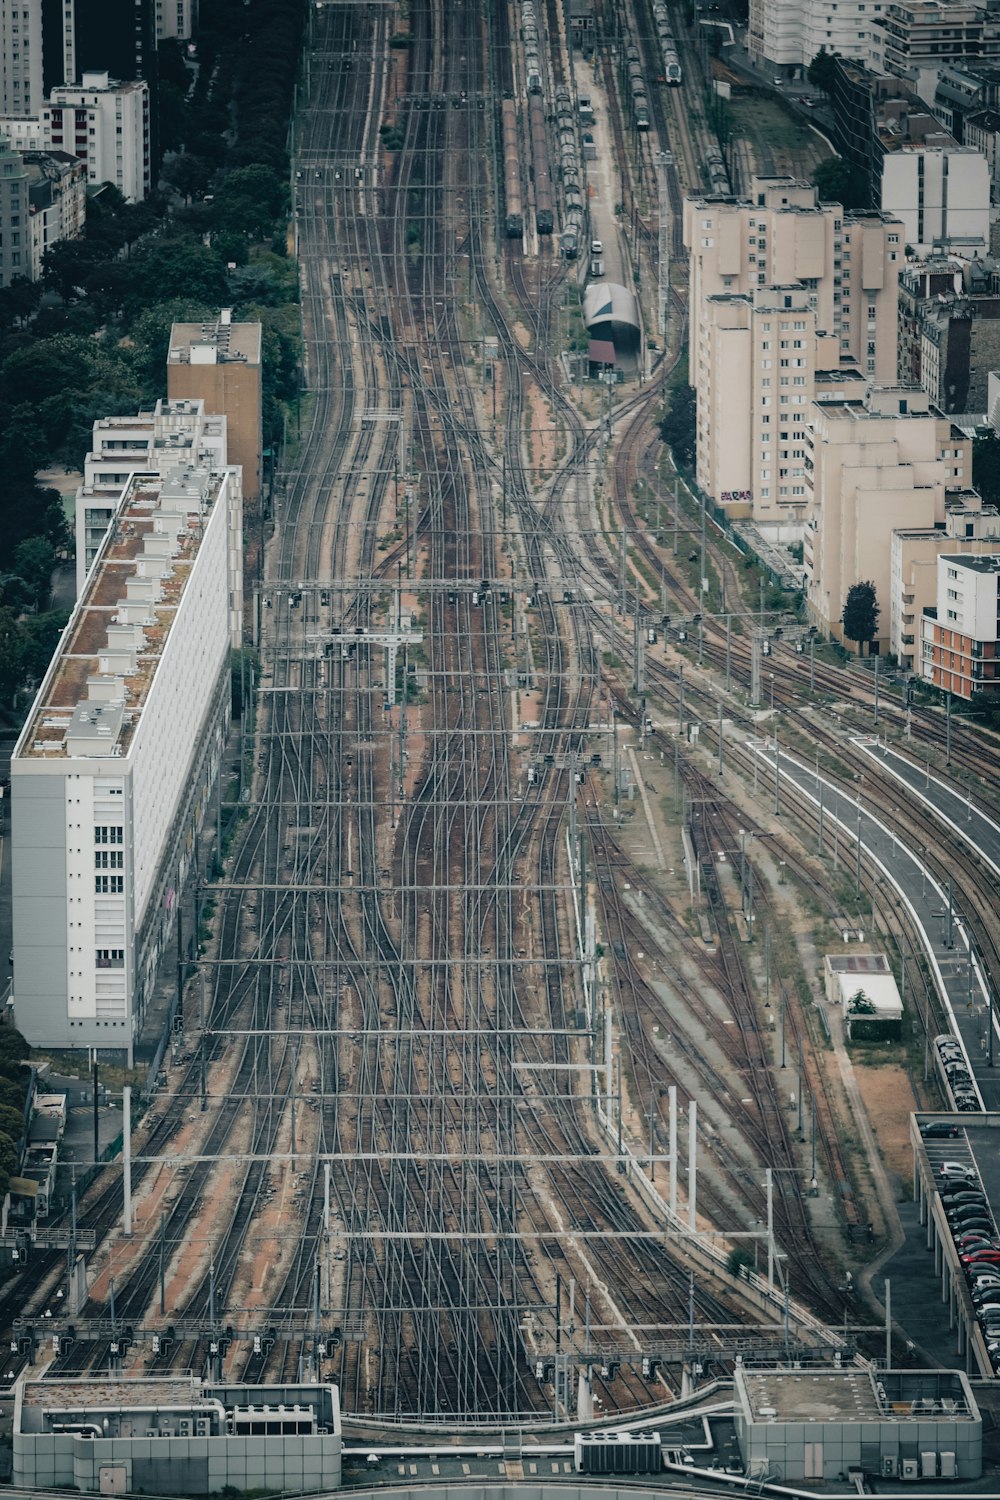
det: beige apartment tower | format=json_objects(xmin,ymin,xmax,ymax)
[
  {"xmin": 804, "ymin": 385, "xmax": 971, "ymax": 650},
  {"xmin": 167, "ymin": 310, "xmax": 262, "ymax": 502},
  {"xmin": 684, "ymin": 178, "xmax": 904, "ymax": 520}
]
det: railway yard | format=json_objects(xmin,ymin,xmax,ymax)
[{"xmin": 6, "ymin": 0, "xmax": 1000, "ymax": 1451}]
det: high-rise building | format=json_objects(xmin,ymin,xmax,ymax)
[
  {"xmin": 167, "ymin": 312, "xmax": 263, "ymax": 504},
  {"xmin": 684, "ymin": 178, "xmax": 903, "ymax": 521},
  {"xmin": 921, "ymin": 552, "xmax": 1000, "ymax": 695},
  {"xmin": 0, "ymin": 129, "xmax": 28, "ymax": 286},
  {"xmin": 75, "ymin": 396, "xmax": 233, "ymax": 590},
  {"xmin": 0, "ymin": 0, "xmax": 159, "ymax": 161},
  {"xmin": 11, "ymin": 462, "xmax": 243, "ymax": 1059},
  {"xmin": 44, "ymin": 71, "xmax": 149, "ymax": 200},
  {"xmin": 695, "ymin": 283, "xmax": 868, "ymax": 523},
  {"xmin": 803, "ymin": 384, "xmax": 971, "ymax": 649},
  {"xmin": 25, "ymin": 147, "xmax": 86, "ymax": 277}
]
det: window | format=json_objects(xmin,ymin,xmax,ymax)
[
  {"xmin": 95, "ymin": 826, "xmax": 124, "ymax": 845},
  {"xmin": 95, "ymin": 850, "xmax": 124, "ymax": 869},
  {"xmin": 96, "ymin": 949, "xmax": 125, "ymax": 968},
  {"xmin": 95, "ymin": 875, "xmax": 124, "ymax": 894}
]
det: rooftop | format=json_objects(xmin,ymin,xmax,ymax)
[
  {"xmin": 167, "ymin": 310, "xmax": 261, "ymax": 367},
  {"xmin": 738, "ymin": 1367, "xmax": 977, "ymax": 1425},
  {"xmin": 23, "ymin": 1378, "xmax": 203, "ymax": 1411},
  {"xmin": 825, "ymin": 953, "xmax": 891, "ymax": 974},
  {"xmin": 940, "ymin": 552, "xmax": 1000, "ymax": 572},
  {"xmin": 15, "ymin": 465, "xmax": 226, "ymax": 761}
]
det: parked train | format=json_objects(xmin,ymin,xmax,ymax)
[
  {"xmin": 522, "ymin": 0, "xmax": 542, "ymax": 95},
  {"xmin": 652, "ymin": 0, "xmax": 682, "ymax": 85},
  {"xmin": 555, "ymin": 85, "xmax": 584, "ymax": 258},
  {"xmin": 705, "ymin": 144, "xmax": 731, "ymax": 193},
  {"xmin": 616, "ymin": 18, "xmax": 650, "ymax": 133},
  {"xmin": 501, "ymin": 97, "xmax": 524, "ymax": 237},
  {"xmin": 529, "ymin": 92, "xmax": 554, "ymax": 233}
]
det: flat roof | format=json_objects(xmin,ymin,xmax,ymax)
[
  {"xmin": 742, "ymin": 1369, "xmax": 884, "ymax": 1422},
  {"xmin": 15, "ymin": 465, "xmax": 225, "ymax": 761},
  {"xmin": 939, "ymin": 552, "xmax": 1000, "ymax": 572},
  {"xmin": 23, "ymin": 1378, "xmax": 202, "ymax": 1410},
  {"xmin": 167, "ymin": 315, "xmax": 261, "ymax": 366},
  {"xmin": 826, "ymin": 953, "xmax": 891, "ymax": 973}
]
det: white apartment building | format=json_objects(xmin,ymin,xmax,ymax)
[
  {"xmin": 881, "ymin": 146, "xmax": 990, "ymax": 257},
  {"xmin": 804, "ymin": 385, "xmax": 971, "ymax": 649},
  {"xmin": 44, "ymin": 71, "xmax": 149, "ymax": 200},
  {"xmin": 748, "ymin": 0, "xmax": 882, "ymax": 72},
  {"xmin": 25, "ymin": 148, "xmax": 85, "ymax": 277},
  {"xmin": 0, "ymin": 129, "xmax": 27, "ymax": 285},
  {"xmin": 890, "ymin": 501, "xmax": 1000, "ymax": 667},
  {"xmin": 922, "ymin": 552, "xmax": 1000, "ymax": 696},
  {"xmin": 75, "ymin": 397, "xmax": 231, "ymax": 591},
  {"xmin": 684, "ymin": 178, "xmax": 903, "ymax": 519},
  {"xmin": 155, "ymin": 0, "xmax": 197, "ymax": 40},
  {"xmin": 11, "ymin": 463, "xmax": 243, "ymax": 1058}
]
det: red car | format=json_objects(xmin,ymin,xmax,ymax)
[{"xmin": 961, "ymin": 1250, "xmax": 1000, "ymax": 1265}]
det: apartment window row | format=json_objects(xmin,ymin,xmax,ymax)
[
  {"xmin": 95, "ymin": 850, "xmax": 124, "ymax": 869},
  {"xmin": 96, "ymin": 949, "xmax": 125, "ymax": 968},
  {"xmin": 95, "ymin": 825, "xmax": 123, "ymax": 844}
]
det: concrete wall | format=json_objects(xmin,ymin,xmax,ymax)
[{"xmin": 13, "ymin": 1431, "xmax": 342, "ymax": 1494}]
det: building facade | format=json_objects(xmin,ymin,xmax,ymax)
[
  {"xmin": 922, "ymin": 551, "xmax": 1000, "ymax": 694},
  {"xmin": 14, "ymin": 1379, "xmax": 342, "ymax": 1496},
  {"xmin": 44, "ymin": 71, "xmax": 149, "ymax": 200},
  {"xmin": 890, "ymin": 502, "xmax": 1000, "ymax": 665},
  {"xmin": 167, "ymin": 311, "xmax": 263, "ymax": 503},
  {"xmin": 747, "ymin": 0, "xmax": 881, "ymax": 73},
  {"xmin": 0, "ymin": 129, "xmax": 27, "ymax": 285},
  {"xmin": 804, "ymin": 384, "xmax": 971, "ymax": 648},
  {"xmin": 25, "ymin": 148, "xmax": 84, "ymax": 277},
  {"xmin": 75, "ymin": 397, "xmax": 231, "ymax": 590},
  {"xmin": 11, "ymin": 463, "xmax": 242, "ymax": 1058},
  {"xmin": 684, "ymin": 178, "xmax": 903, "ymax": 520},
  {"xmin": 881, "ymin": 145, "xmax": 990, "ymax": 256}
]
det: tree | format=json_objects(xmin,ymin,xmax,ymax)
[
  {"xmin": 13, "ymin": 537, "xmax": 55, "ymax": 612},
  {"xmin": 842, "ymin": 581, "xmax": 880, "ymax": 655},
  {"xmin": 812, "ymin": 156, "xmax": 869, "ymax": 211},
  {"xmin": 659, "ymin": 384, "xmax": 697, "ymax": 470},
  {"xmin": 807, "ymin": 48, "xmax": 839, "ymax": 94},
  {"xmin": 0, "ymin": 609, "xmax": 26, "ymax": 702}
]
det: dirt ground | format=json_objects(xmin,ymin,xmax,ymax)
[{"xmin": 852, "ymin": 1063, "xmax": 921, "ymax": 1190}]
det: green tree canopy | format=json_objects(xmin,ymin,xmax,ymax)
[
  {"xmin": 659, "ymin": 384, "xmax": 697, "ymax": 470},
  {"xmin": 812, "ymin": 155, "xmax": 869, "ymax": 211},
  {"xmin": 843, "ymin": 580, "xmax": 880, "ymax": 654},
  {"xmin": 807, "ymin": 48, "xmax": 839, "ymax": 93}
]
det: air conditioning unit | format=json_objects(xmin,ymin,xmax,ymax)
[
  {"xmin": 146, "ymin": 1430, "xmax": 157, "ymax": 1439},
  {"xmin": 940, "ymin": 1452, "xmax": 956, "ymax": 1478},
  {"xmin": 921, "ymin": 1452, "xmax": 938, "ymax": 1478},
  {"xmin": 195, "ymin": 1419, "xmax": 210, "ymax": 1436},
  {"xmin": 900, "ymin": 1458, "xmax": 919, "ymax": 1481},
  {"xmin": 178, "ymin": 1420, "xmax": 191, "ymax": 1436},
  {"xmin": 882, "ymin": 1456, "xmax": 897, "ymax": 1477}
]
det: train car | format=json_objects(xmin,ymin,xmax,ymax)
[
  {"xmin": 501, "ymin": 98, "xmax": 524, "ymax": 237},
  {"xmin": 529, "ymin": 93, "xmax": 554, "ymax": 233},
  {"xmin": 664, "ymin": 53, "xmax": 682, "ymax": 85}
]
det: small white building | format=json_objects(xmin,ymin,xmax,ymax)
[
  {"xmin": 824, "ymin": 953, "xmax": 903, "ymax": 1038},
  {"xmin": 44, "ymin": 71, "xmax": 149, "ymax": 201},
  {"xmin": 881, "ymin": 147, "xmax": 990, "ymax": 259}
]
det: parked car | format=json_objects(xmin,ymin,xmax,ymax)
[
  {"xmin": 921, "ymin": 1120, "xmax": 960, "ymax": 1138},
  {"xmin": 962, "ymin": 1250, "xmax": 1000, "ymax": 1265}
]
